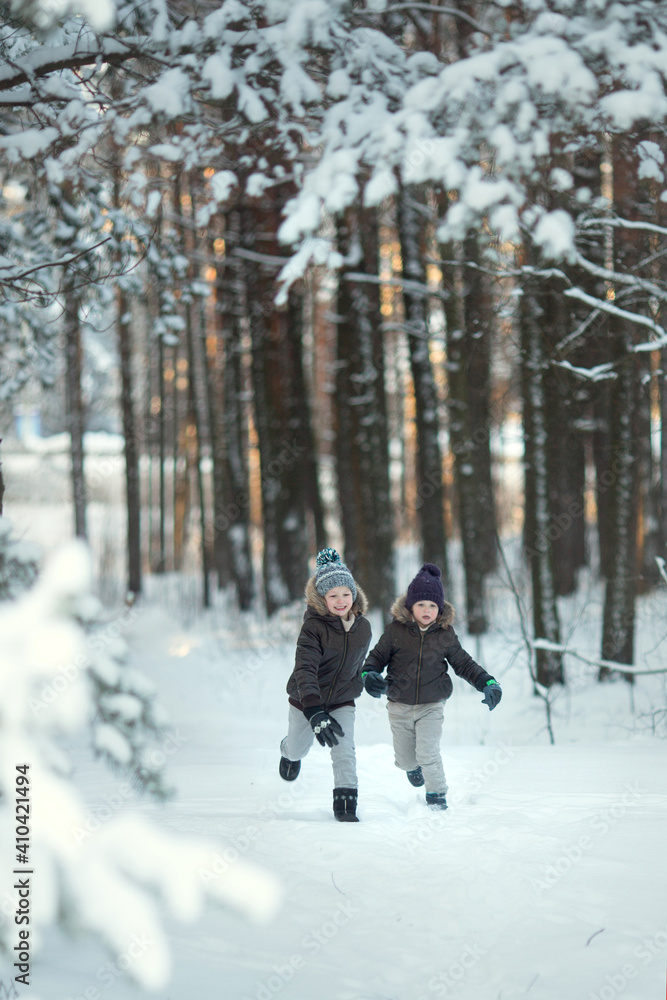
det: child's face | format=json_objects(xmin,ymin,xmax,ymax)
[
  {"xmin": 411, "ymin": 601, "xmax": 439, "ymax": 626},
  {"xmin": 324, "ymin": 587, "xmax": 354, "ymax": 617}
]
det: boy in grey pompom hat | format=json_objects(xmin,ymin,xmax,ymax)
[{"xmin": 279, "ymin": 548, "xmax": 370, "ymax": 822}]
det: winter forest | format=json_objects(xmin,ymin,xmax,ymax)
[{"xmin": 1, "ymin": 0, "xmax": 667, "ymax": 998}]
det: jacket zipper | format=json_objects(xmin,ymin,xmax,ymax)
[
  {"xmin": 415, "ymin": 630, "xmax": 424, "ymax": 703},
  {"xmin": 325, "ymin": 628, "xmax": 349, "ymax": 707}
]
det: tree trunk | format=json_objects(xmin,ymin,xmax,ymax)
[
  {"xmin": 63, "ymin": 276, "xmax": 87, "ymax": 539},
  {"xmin": 334, "ymin": 204, "xmax": 395, "ymax": 611},
  {"xmin": 592, "ymin": 382, "xmax": 613, "ymax": 577},
  {"xmin": 334, "ymin": 226, "xmax": 365, "ymax": 579},
  {"xmin": 272, "ymin": 287, "xmax": 311, "ymax": 601},
  {"xmin": 637, "ymin": 363, "xmax": 661, "ymax": 590},
  {"xmin": 600, "ymin": 336, "xmax": 639, "ymax": 672},
  {"xmin": 570, "ymin": 143, "xmax": 607, "ymax": 579},
  {"xmin": 185, "ymin": 295, "xmax": 211, "ymax": 609},
  {"xmin": 219, "ymin": 212, "xmax": 254, "ymax": 608},
  {"xmin": 205, "ymin": 230, "xmax": 234, "ymax": 592},
  {"xmin": 395, "ymin": 190, "xmax": 448, "ymax": 588},
  {"xmin": 157, "ymin": 330, "xmax": 167, "ymax": 573},
  {"xmin": 117, "ymin": 285, "xmax": 142, "ymax": 595},
  {"xmin": 661, "ymin": 346, "xmax": 667, "ymax": 552},
  {"xmin": 181, "ymin": 175, "xmax": 211, "ymax": 607},
  {"xmin": 286, "ymin": 287, "xmax": 328, "ymax": 554},
  {"xmin": 543, "ymin": 290, "xmax": 587, "ymax": 596},
  {"xmin": 172, "ymin": 340, "xmax": 188, "ymax": 571},
  {"xmin": 242, "ymin": 198, "xmax": 309, "ymax": 614},
  {"xmin": 462, "ymin": 235, "xmax": 497, "ymax": 572},
  {"xmin": 520, "ymin": 269, "xmax": 563, "ymax": 688},
  {"xmin": 440, "ymin": 232, "xmax": 497, "ymax": 631},
  {"xmin": 112, "ymin": 159, "xmax": 142, "ymax": 595},
  {"xmin": 0, "ymin": 439, "xmax": 5, "ymax": 516},
  {"xmin": 599, "ymin": 136, "xmax": 648, "ymax": 675}
]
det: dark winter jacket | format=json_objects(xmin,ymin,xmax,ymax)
[
  {"xmin": 286, "ymin": 578, "xmax": 372, "ymax": 711},
  {"xmin": 363, "ymin": 595, "xmax": 493, "ymax": 706}
]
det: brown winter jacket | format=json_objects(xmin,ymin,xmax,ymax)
[
  {"xmin": 363, "ymin": 595, "xmax": 493, "ymax": 705},
  {"xmin": 286, "ymin": 578, "xmax": 372, "ymax": 711}
]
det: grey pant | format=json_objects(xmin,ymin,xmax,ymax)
[
  {"xmin": 280, "ymin": 704, "xmax": 357, "ymax": 788},
  {"xmin": 387, "ymin": 701, "xmax": 448, "ymax": 794}
]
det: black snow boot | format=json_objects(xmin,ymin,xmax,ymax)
[
  {"xmin": 426, "ymin": 791, "xmax": 448, "ymax": 810},
  {"xmin": 333, "ymin": 787, "xmax": 359, "ymax": 822},
  {"xmin": 279, "ymin": 756, "xmax": 301, "ymax": 781},
  {"xmin": 407, "ymin": 766, "xmax": 424, "ymax": 787}
]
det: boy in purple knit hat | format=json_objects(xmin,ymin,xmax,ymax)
[{"xmin": 362, "ymin": 563, "xmax": 502, "ymax": 809}]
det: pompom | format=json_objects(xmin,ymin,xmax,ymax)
[
  {"xmin": 316, "ymin": 547, "xmax": 341, "ymax": 568},
  {"xmin": 421, "ymin": 563, "xmax": 441, "ymax": 578}
]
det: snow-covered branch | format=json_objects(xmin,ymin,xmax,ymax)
[
  {"xmin": 579, "ymin": 217, "xmax": 667, "ymax": 239},
  {"xmin": 531, "ymin": 639, "xmax": 667, "ymax": 676},
  {"xmin": 551, "ymin": 360, "xmax": 616, "ymax": 382},
  {"xmin": 0, "ymin": 35, "xmax": 148, "ymax": 93},
  {"xmin": 572, "ymin": 250, "xmax": 667, "ymax": 304},
  {"xmin": 0, "ymin": 542, "xmax": 281, "ymax": 987},
  {"xmin": 563, "ymin": 288, "xmax": 667, "ymax": 347}
]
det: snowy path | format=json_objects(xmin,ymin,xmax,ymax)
[{"xmin": 33, "ymin": 604, "xmax": 667, "ymax": 1000}]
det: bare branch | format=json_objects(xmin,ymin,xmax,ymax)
[
  {"xmin": 494, "ymin": 532, "xmax": 556, "ymax": 744},
  {"xmin": 0, "ymin": 238, "xmax": 111, "ymax": 285},
  {"xmin": 366, "ymin": 3, "xmax": 490, "ymax": 35},
  {"xmin": 343, "ymin": 270, "xmax": 449, "ymax": 302}
]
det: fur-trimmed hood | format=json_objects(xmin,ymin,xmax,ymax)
[
  {"xmin": 390, "ymin": 593, "xmax": 455, "ymax": 628},
  {"xmin": 304, "ymin": 576, "xmax": 369, "ymax": 618}
]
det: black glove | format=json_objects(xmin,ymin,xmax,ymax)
[
  {"xmin": 363, "ymin": 671, "xmax": 388, "ymax": 698},
  {"xmin": 482, "ymin": 680, "xmax": 502, "ymax": 711},
  {"xmin": 303, "ymin": 706, "xmax": 345, "ymax": 747}
]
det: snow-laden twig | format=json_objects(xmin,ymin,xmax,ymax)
[
  {"xmin": 550, "ymin": 360, "xmax": 616, "ymax": 382},
  {"xmin": 0, "ymin": 35, "xmax": 146, "ymax": 92},
  {"xmin": 572, "ymin": 250, "xmax": 667, "ymax": 303},
  {"xmin": 579, "ymin": 217, "xmax": 667, "ymax": 239},
  {"xmin": 563, "ymin": 287, "xmax": 667, "ymax": 346},
  {"xmin": 0, "ymin": 238, "xmax": 111, "ymax": 284},
  {"xmin": 531, "ymin": 639, "xmax": 667, "ymax": 676}
]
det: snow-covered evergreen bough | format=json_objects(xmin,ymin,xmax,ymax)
[{"xmin": 0, "ymin": 528, "xmax": 279, "ymax": 990}]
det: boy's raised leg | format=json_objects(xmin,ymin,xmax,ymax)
[{"xmin": 279, "ymin": 704, "xmax": 315, "ymax": 779}]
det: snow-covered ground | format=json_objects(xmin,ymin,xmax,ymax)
[{"xmin": 5, "ymin": 561, "xmax": 666, "ymax": 1000}]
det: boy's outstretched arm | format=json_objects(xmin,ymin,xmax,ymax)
[{"xmin": 446, "ymin": 629, "xmax": 502, "ymax": 709}]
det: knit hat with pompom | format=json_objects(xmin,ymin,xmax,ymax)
[
  {"xmin": 405, "ymin": 563, "xmax": 445, "ymax": 613},
  {"xmin": 314, "ymin": 548, "xmax": 357, "ymax": 600}
]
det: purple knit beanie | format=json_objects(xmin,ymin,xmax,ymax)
[{"xmin": 405, "ymin": 563, "xmax": 445, "ymax": 612}]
